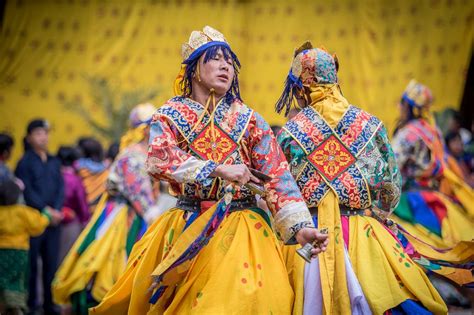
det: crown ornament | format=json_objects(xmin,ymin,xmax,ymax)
[{"xmin": 181, "ymin": 26, "xmax": 228, "ymax": 61}]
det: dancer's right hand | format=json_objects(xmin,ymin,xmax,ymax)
[
  {"xmin": 212, "ymin": 164, "xmax": 260, "ymax": 186},
  {"xmin": 296, "ymin": 227, "xmax": 329, "ymax": 256}
]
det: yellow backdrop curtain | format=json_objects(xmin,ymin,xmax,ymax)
[{"xmin": 0, "ymin": 0, "xmax": 473, "ymax": 164}]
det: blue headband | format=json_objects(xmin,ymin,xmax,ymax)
[
  {"xmin": 288, "ymin": 71, "xmax": 303, "ymax": 89},
  {"xmin": 131, "ymin": 118, "xmax": 152, "ymax": 128},
  {"xmin": 401, "ymin": 93, "xmax": 420, "ymax": 109},
  {"xmin": 183, "ymin": 41, "xmax": 231, "ymax": 64}
]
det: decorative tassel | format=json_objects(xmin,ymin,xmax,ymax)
[
  {"xmin": 275, "ymin": 71, "xmax": 302, "ymax": 116},
  {"xmin": 208, "ymin": 89, "xmax": 217, "ymax": 144},
  {"xmin": 174, "ymin": 65, "xmax": 186, "ymax": 96},
  {"xmin": 149, "ymin": 285, "xmax": 168, "ymax": 304}
]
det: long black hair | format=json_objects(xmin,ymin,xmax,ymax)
[
  {"xmin": 393, "ymin": 98, "xmax": 422, "ymax": 136},
  {"xmin": 0, "ymin": 133, "xmax": 14, "ymax": 157},
  {"xmin": 77, "ymin": 137, "xmax": 104, "ymax": 162},
  {"xmin": 57, "ymin": 146, "xmax": 80, "ymax": 167},
  {"xmin": 0, "ymin": 179, "xmax": 20, "ymax": 206}
]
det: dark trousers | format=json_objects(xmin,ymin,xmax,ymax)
[{"xmin": 27, "ymin": 226, "xmax": 61, "ymax": 315}]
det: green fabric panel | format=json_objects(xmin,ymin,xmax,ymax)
[
  {"xmin": 77, "ymin": 213, "xmax": 102, "ymax": 256},
  {"xmin": 126, "ymin": 215, "xmax": 142, "ymax": 256},
  {"xmin": 394, "ymin": 193, "xmax": 414, "ymax": 223}
]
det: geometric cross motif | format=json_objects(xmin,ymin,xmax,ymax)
[
  {"xmin": 307, "ymin": 135, "xmax": 356, "ymax": 182},
  {"xmin": 189, "ymin": 123, "xmax": 237, "ymax": 163}
]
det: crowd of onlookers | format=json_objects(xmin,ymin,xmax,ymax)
[{"xmin": 0, "ymin": 119, "xmax": 118, "ymax": 315}]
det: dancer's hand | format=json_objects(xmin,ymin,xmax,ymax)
[
  {"xmin": 295, "ymin": 227, "xmax": 329, "ymax": 256},
  {"xmin": 212, "ymin": 164, "xmax": 260, "ymax": 186}
]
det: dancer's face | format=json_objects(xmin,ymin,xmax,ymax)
[
  {"xmin": 398, "ymin": 101, "xmax": 410, "ymax": 121},
  {"xmin": 196, "ymin": 48, "xmax": 235, "ymax": 97}
]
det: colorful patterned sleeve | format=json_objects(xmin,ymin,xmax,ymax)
[
  {"xmin": 107, "ymin": 147, "xmax": 156, "ymax": 215},
  {"xmin": 372, "ymin": 126, "xmax": 402, "ymax": 213},
  {"xmin": 146, "ymin": 114, "xmax": 219, "ymax": 185},
  {"xmin": 276, "ymin": 128, "xmax": 293, "ymax": 162},
  {"xmin": 277, "ymin": 128, "xmax": 308, "ymax": 179},
  {"xmin": 249, "ymin": 112, "xmax": 313, "ymax": 244}
]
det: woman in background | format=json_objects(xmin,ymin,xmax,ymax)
[{"xmin": 57, "ymin": 146, "xmax": 90, "ymax": 262}]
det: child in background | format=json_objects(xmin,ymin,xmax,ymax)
[
  {"xmin": 0, "ymin": 134, "xmax": 15, "ymax": 184},
  {"xmin": 0, "ymin": 134, "xmax": 24, "ymax": 191},
  {"xmin": 0, "ymin": 180, "xmax": 60, "ymax": 314}
]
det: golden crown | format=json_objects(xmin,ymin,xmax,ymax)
[{"xmin": 181, "ymin": 26, "xmax": 228, "ymax": 61}]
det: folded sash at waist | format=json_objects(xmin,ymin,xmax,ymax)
[
  {"xmin": 309, "ymin": 206, "xmax": 372, "ymax": 217},
  {"xmin": 176, "ymin": 195, "xmax": 272, "ymax": 228},
  {"xmin": 176, "ymin": 195, "xmax": 257, "ymax": 213}
]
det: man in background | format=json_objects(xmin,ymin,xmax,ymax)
[{"xmin": 15, "ymin": 119, "xmax": 64, "ymax": 315}]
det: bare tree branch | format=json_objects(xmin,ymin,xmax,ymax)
[{"xmin": 61, "ymin": 76, "xmax": 159, "ymax": 142}]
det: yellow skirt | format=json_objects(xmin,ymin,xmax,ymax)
[
  {"xmin": 393, "ymin": 192, "xmax": 474, "ymax": 285},
  {"xmin": 92, "ymin": 208, "xmax": 294, "ymax": 314},
  {"xmin": 284, "ymin": 215, "xmax": 447, "ymax": 315},
  {"xmin": 393, "ymin": 193, "xmax": 474, "ymax": 248},
  {"xmin": 53, "ymin": 195, "xmax": 131, "ymax": 305}
]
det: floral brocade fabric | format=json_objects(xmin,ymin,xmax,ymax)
[
  {"xmin": 278, "ymin": 105, "xmax": 401, "ymax": 212},
  {"xmin": 146, "ymin": 96, "xmax": 313, "ymax": 243}
]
